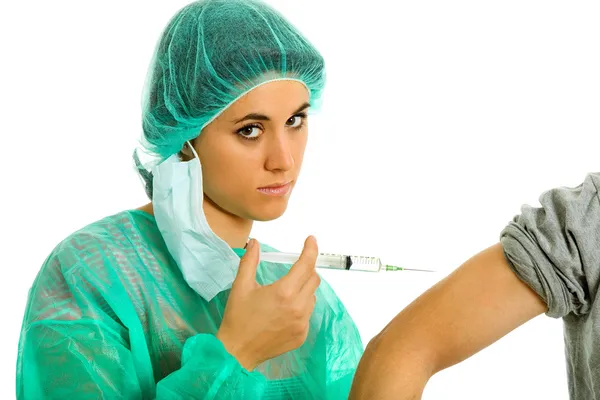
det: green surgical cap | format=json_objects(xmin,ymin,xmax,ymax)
[{"xmin": 134, "ymin": 0, "xmax": 326, "ymax": 198}]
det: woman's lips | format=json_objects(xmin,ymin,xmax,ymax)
[{"xmin": 257, "ymin": 182, "xmax": 292, "ymax": 196}]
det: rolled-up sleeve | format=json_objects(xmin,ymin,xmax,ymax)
[{"xmin": 500, "ymin": 173, "xmax": 600, "ymax": 318}]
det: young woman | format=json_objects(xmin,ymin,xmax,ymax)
[{"xmin": 16, "ymin": 1, "xmax": 363, "ymax": 398}]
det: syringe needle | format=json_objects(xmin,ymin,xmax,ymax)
[{"xmin": 385, "ymin": 265, "xmax": 436, "ymax": 272}]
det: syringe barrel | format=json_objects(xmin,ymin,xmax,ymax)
[
  {"xmin": 314, "ymin": 253, "xmax": 347, "ymax": 269},
  {"xmin": 259, "ymin": 252, "xmax": 346, "ymax": 269},
  {"xmin": 259, "ymin": 252, "xmax": 383, "ymax": 272},
  {"xmin": 347, "ymin": 256, "xmax": 382, "ymax": 272}
]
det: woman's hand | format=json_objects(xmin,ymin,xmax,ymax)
[{"xmin": 216, "ymin": 236, "xmax": 321, "ymax": 371}]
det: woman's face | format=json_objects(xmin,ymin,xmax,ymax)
[{"xmin": 193, "ymin": 80, "xmax": 310, "ymax": 222}]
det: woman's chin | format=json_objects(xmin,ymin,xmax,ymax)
[{"xmin": 250, "ymin": 204, "xmax": 288, "ymax": 222}]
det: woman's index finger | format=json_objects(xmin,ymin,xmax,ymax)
[{"xmin": 281, "ymin": 236, "xmax": 319, "ymax": 285}]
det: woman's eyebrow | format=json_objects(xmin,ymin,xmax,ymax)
[
  {"xmin": 292, "ymin": 102, "xmax": 311, "ymax": 115},
  {"xmin": 232, "ymin": 102, "xmax": 311, "ymax": 124}
]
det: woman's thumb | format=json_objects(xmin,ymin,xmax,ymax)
[{"xmin": 234, "ymin": 239, "xmax": 260, "ymax": 286}]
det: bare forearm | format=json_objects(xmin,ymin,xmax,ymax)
[{"xmin": 349, "ymin": 243, "xmax": 547, "ymax": 399}]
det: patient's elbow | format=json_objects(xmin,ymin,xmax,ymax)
[
  {"xmin": 366, "ymin": 328, "xmax": 439, "ymax": 380},
  {"xmin": 353, "ymin": 332, "xmax": 433, "ymax": 399}
]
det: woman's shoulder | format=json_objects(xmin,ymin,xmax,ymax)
[
  {"xmin": 22, "ymin": 210, "xmax": 158, "ymax": 328},
  {"xmin": 41, "ymin": 209, "xmax": 161, "ymax": 278}
]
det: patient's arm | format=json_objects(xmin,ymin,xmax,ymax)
[{"xmin": 348, "ymin": 243, "xmax": 547, "ymax": 400}]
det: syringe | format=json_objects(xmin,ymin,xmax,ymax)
[{"xmin": 259, "ymin": 252, "xmax": 435, "ymax": 272}]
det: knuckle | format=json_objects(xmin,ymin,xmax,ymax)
[
  {"xmin": 277, "ymin": 286, "xmax": 293, "ymax": 301},
  {"xmin": 290, "ymin": 303, "xmax": 304, "ymax": 318}
]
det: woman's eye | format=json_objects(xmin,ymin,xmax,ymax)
[
  {"xmin": 237, "ymin": 125, "xmax": 261, "ymax": 139},
  {"xmin": 287, "ymin": 115, "xmax": 303, "ymax": 128}
]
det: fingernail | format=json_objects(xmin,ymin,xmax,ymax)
[{"xmin": 247, "ymin": 239, "xmax": 254, "ymax": 250}]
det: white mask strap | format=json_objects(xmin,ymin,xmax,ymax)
[{"xmin": 186, "ymin": 141, "xmax": 200, "ymax": 160}]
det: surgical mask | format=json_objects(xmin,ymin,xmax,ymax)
[{"xmin": 151, "ymin": 142, "xmax": 240, "ymax": 302}]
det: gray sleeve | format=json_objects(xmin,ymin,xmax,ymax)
[{"xmin": 499, "ymin": 173, "xmax": 600, "ymax": 318}]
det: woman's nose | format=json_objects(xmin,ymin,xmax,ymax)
[{"xmin": 264, "ymin": 132, "xmax": 294, "ymax": 172}]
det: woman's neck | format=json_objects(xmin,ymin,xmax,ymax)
[
  {"xmin": 202, "ymin": 197, "xmax": 253, "ymax": 249},
  {"xmin": 138, "ymin": 201, "xmax": 252, "ymax": 249}
]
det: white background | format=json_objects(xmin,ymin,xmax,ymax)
[{"xmin": 2, "ymin": 0, "xmax": 600, "ymax": 398}]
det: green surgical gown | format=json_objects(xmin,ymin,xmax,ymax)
[{"xmin": 16, "ymin": 210, "xmax": 364, "ymax": 399}]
